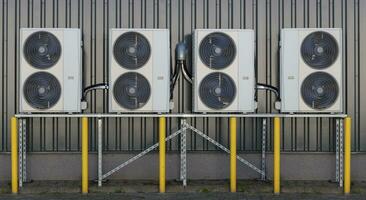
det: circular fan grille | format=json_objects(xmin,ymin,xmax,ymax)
[
  {"xmin": 301, "ymin": 31, "xmax": 339, "ymax": 69},
  {"xmin": 113, "ymin": 32, "xmax": 151, "ymax": 70},
  {"xmin": 23, "ymin": 31, "xmax": 62, "ymax": 69},
  {"xmin": 199, "ymin": 72, "xmax": 236, "ymax": 109},
  {"xmin": 199, "ymin": 32, "xmax": 236, "ymax": 69},
  {"xmin": 113, "ymin": 72, "xmax": 151, "ymax": 110},
  {"xmin": 23, "ymin": 72, "xmax": 61, "ymax": 110},
  {"xmin": 301, "ymin": 72, "xmax": 339, "ymax": 110}
]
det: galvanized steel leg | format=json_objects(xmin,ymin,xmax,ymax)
[
  {"xmin": 98, "ymin": 118, "xmax": 103, "ymax": 187},
  {"xmin": 336, "ymin": 119, "xmax": 339, "ymax": 183},
  {"xmin": 180, "ymin": 118, "xmax": 187, "ymax": 187},
  {"xmin": 261, "ymin": 118, "xmax": 266, "ymax": 180},
  {"xmin": 339, "ymin": 118, "xmax": 344, "ymax": 188},
  {"xmin": 18, "ymin": 118, "xmax": 23, "ymax": 188},
  {"xmin": 22, "ymin": 119, "xmax": 27, "ymax": 183}
]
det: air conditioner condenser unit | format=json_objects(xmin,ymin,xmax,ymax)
[
  {"xmin": 19, "ymin": 28, "xmax": 82, "ymax": 113},
  {"xmin": 192, "ymin": 29, "xmax": 256, "ymax": 113},
  {"xmin": 280, "ymin": 28, "xmax": 343, "ymax": 113},
  {"xmin": 109, "ymin": 29, "xmax": 170, "ymax": 113}
]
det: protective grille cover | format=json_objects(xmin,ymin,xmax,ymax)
[
  {"xmin": 113, "ymin": 72, "xmax": 151, "ymax": 110},
  {"xmin": 23, "ymin": 31, "xmax": 62, "ymax": 69},
  {"xmin": 199, "ymin": 32, "xmax": 236, "ymax": 69},
  {"xmin": 301, "ymin": 72, "xmax": 339, "ymax": 110},
  {"xmin": 23, "ymin": 72, "xmax": 61, "ymax": 110},
  {"xmin": 199, "ymin": 72, "xmax": 236, "ymax": 109},
  {"xmin": 300, "ymin": 31, "xmax": 338, "ymax": 69},
  {"xmin": 113, "ymin": 32, "xmax": 151, "ymax": 69}
]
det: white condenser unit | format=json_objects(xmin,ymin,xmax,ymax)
[
  {"xmin": 109, "ymin": 29, "xmax": 170, "ymax": 113},
  {"xmin": 192, "ymin": 29, "xmax": 256, "ymax": 113},
  {"xmin": 280, "ymin": 28, "xmax": 343, "ymax": 113},
  {"xmin": 19, "ymin": 28, "xmax": 82, "ymax": 113}
]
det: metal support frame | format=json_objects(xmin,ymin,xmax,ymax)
[
  {"xmin": 335, "ymin": 118, "xmax": 345, "ymax": 188},
  {"xmin": 18, "ymin": 119, "xmax": 23, "ymax": 188},
  {"xmin": 14, "ymin": 113, "xmax": 349, "ymax": 194},
  {"xmin": 261, "ymin": 118, "xmax": 267, "ymax": 180},
  {"xmin": 339, "ymin": 118, "xmax": 344, "ymax": 188},
  {"xmin": 18, "ymin": 118, "xmax": 27, "ymax": 187},
  {"xmin": 336, "ymin": 119, "xmax": 340, "ymax": 183},
  {"xmin": 180, "ymin": 118, "xmax": 187, "ymax": 187},
  {"xmin": 98, "ymin": 120, "xmax": 265, "ymax": 183},
  {"xmin": 101, "ymin": 128, "xmax": 185, "ymax": 180},
  {"xmin": 185, "ymin": 123, "xmax": 265, "ymax": 176},
  {"xmin": 18, "ymin": 118, "xmax": 27, "ymax": 188},
  {"xmin": 22, "ymin": 119, "xmax": 27, "ymax": 183},
  {"xmin": 98, "ymin": 118, "xmax": 103, "ymax": 187},
  {"xmin": 15, "ymin": 113, "xmax": 348, "ymax": 118}
]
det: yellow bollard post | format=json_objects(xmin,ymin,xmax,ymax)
[
  {"xmin": 82, "ymin": 117, "xmax": 88, "ymax": 194},
  {"xmin": 11, "ymin": 117, "xmax": 18, "ymax": 194},
  {"xmin": 230, "ymin": 117, "xmax": 237, "ymax": 192},
  {"xmin": 344, "ymin": 117, "xmax": 351, "ymax": 194},
  {"xmin": 273, "ymin": 117, "xmax": 280, "ymax": 194},
  {"xmin": 159, "ymin": 117, "xmax": 166, "ymax": 193}
]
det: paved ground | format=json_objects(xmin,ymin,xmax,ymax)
[
  {"xmin": 0, "ymin": 180, "xmax": 365, "ymax": 199},
  {"xmin": 0, "ymin": 193, "xmax": 365, "ymax": 200}
]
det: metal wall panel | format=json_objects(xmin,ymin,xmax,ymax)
[{"xmin": 0, "ymin": 0, "xmax": 364, "ymax": 152}]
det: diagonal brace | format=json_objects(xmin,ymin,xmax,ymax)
[
  {"xmin": 185, "ymin": 124, "xmax": 265, "ymax": 176},
  {"xmin": 102, "ymin": 128, "xmax": 185, "ymax": 180}
]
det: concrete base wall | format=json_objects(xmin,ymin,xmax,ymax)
[{"xmin": 1, "ymin": 152, "xmax": 366, "ymax": 181}]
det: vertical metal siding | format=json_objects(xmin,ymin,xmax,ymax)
[{"xmin": 0, "ymin": 0, "xmax": 364, "ymax": 152}]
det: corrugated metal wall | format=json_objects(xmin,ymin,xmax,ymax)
[{"xmin": 0, "ymin": 0, "xmax": 364, "ymax": 152}]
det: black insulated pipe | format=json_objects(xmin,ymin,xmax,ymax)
[
  {"xmin": 256, "ymin": 83, "xmax": 280, "ymax": 101},
  {"xmin": 82, "ymin": 83, "xmax": 109, "ymax": 101}
]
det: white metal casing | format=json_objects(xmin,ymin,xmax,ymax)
[
  {"xmin": 280, "ymin": 28, "xmax": 343, "ymax": 113},
  {"xmin": 109, "ymin": 29, "xmax": 170, "ymax": 113},
  {"xmin": 19, "ymin": 28, "xmax": 82, "ymax": 113},
  {"xmin": 192, "ymin": 29, "xmax": 256, "ymax": 113}
]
